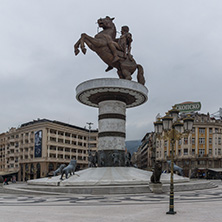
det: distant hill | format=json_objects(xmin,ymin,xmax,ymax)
[{"xmin": 125, "ymin": 140, "xmax": 141, "ymax": 155}]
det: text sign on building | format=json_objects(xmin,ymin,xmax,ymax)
[
  {"xmin": 175, "ymin": 102, "xmax": 201, "ymax": 113},
  {"xmin": 34, "ymin": 130, "xmax": 42, "ymax": 158}
]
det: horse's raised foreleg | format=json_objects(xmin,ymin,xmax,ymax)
[
  {"xmin": 80, "ymin": 33, "xmax": 87, "ymax": 54},
  {"xmin": 74, "ymin": 39, "xmax": 81, "ymax": 55},
  {"xmin": 80, "ymin": 33, "xmax": 107, "ymax": 54}
]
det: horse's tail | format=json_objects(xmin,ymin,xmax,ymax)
[{"xmin": 137, "ymin": 64, "xmax": 145, "ymax": 85}]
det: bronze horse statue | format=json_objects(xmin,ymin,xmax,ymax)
[{"xmin": 74, "ymin": 16, "xmax": 145, "ymax": 85}]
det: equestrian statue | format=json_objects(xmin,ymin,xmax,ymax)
[{"xmin": 74, "ymin": 16, "xmax": 145, "ymax": 85}]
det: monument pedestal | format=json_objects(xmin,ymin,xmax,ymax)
[
  {"xmin": 26, "ymin": 78, "xmax": 198, "ymax": 194},
  {"xmin": 76, "ymin": 78, "xmax": 148, "ymax": 167}
]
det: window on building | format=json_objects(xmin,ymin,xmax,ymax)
[
  {"xmin": 58, "ymin": 154, "xmax": 63, "ymax": 159},
  {"xmin": 192, "ymin": 138, "xmax": 195, "ymax": 145},
  {"xmin": 209, "ymin": 128, "xmax": 212, "ymax": 134},
  {"xmin": 58, "ymin": 138, "xmax": 63, "ymax": 143},
  {"xmin": 184, "ymin": 148, "xmax": 188, "ymax": 155},
  {"xmin": 218, "ymin": 137, "xmax": 221, "ymax": 145},
  {"xmin": 49, "ymin": 154, "xmax": 56, "ymax": 158},
  {"xmin": 58, "ymin": 131, "xmax": 64, "ymax": 136},
  {"xmin": 192, "ymin": 149, "xmax": 195, "ymax": 155},
  {"xmin": 209, "ymin": 149, "xmax": 212, "ymax": 155},
  {"xmin": 199, "ymin": 138, "xmax": 205, "ymax": 144},
  {"xmin": 90, "ymin": 136, "xmax": 97, "ymax": 141},
  {"xmin": 178, "ymin": 149, "xmax": 181, "ymax": 156},
  {"xmin": 50, "ymin": 129, "xmax": 57, "ymax": 134},
  {"xmin": 50, "ymin": 137, "xmax": 56, "ymax": 142},
  {"xmin": 178, "ymin": 139, "xmax": 182, "ymax": 145},
  {"xmin": 199, "ymin": 128, "xmax": 205, "ymax": 134},
  {"xmin": 65, "ymin": 140, "xmax": 70, "ymax": 144},
  {"xmin": 50, "ymin": 146, "xmax": 56, "ymax": 150},
  {"xmin": 199, "ymin": 149, "xmax": 205, "ymax": 155},
  {"xmin": 164, "ymin": 151, "xmax": 167, "ymax": 157},
  {"xmin": 218, "ymin": 148, "xmax": 221, "ymax": 155},
  {"xmin": 209, "ymin": 138, "xmax": 212, "ymax": 144},
  {"xmin": 58, "ymin": 147, "xmax": 63, "ymax": 151},
  {"xmin": 184, "ymin": 138, "xmax": 188, "ymax": 145},
  {"xmin": 215, "ymin": 128, "xmax": 219, "ymax": 133},
  {"xmin": 156, "ymin": 141, "xmax": 159, "ymax": 148}
]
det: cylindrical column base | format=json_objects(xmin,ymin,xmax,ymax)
[
  {"xmin": 76, "ymin": 78, "xmax": 148, "ymax": 167},
  {"xmin": 98, "ymin": 100, "xmax": 126, "ymax": 167},
  {"xmin": 97, "ymin": 150, "xmax": 125, "ymax": 167}
]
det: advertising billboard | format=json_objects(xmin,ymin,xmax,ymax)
[{"xmin": 34, "ymin": 130, "xmax": 42, "ymax": 158}]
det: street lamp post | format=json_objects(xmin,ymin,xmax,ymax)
[
  {"xmin": 154, "ymin": 107, "xmax": 194, "ymax": 215},
  {"xmin": 86, "ymin": 122, "xmax": 93, "ymax": 166},
  {"xmin": 86, "ymin": 122, "xmax": 93, "ymax": 151}
]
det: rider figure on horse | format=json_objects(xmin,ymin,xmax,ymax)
[
  {"xmin": 74, "ymin": 16, "xmax": 145, "ymax": 85},
  {"xmin": 106, "ymin": 26, "xmax": 133, "ymax": 72}
]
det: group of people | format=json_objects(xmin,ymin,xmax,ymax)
[{"xmin": 3, "ymin": 176, "xmax": 16, "ymax": 185}]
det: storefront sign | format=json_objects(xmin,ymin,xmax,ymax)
[{"xmin": 174, "ymin": 102, "xmax": 201, "ymax": 112}]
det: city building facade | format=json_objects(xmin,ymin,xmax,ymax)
[
  {"xmin": 0, "ymin": 119, "xmax": 98, "ymax": 181},
  {"xmin": 156, "ymin": 112, "xmax": 222, "ymax": 177},
  {"xmin": 133, "ymin": 112, "xmax": 222, "ymax": 178},
  {"xmin": 132, "ymin": 133, "xmax": 154, "ymax": 170}
]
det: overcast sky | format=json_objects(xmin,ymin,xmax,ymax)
[{"xmin": 1, "ymin": 0, "xmax": 222, "ymax": 140}]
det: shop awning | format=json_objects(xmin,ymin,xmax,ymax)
[
  {"xmin": 208, "ymin": 168, "xmax": 222, "ymax": 172},
  {"xmin": 0, "ymin": 171, "xmax": 19, "ymax": 177}
]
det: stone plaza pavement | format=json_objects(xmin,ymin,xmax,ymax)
[{"xmin": 0, "ymin": 180, "xmax": 222, "ymax": 222}]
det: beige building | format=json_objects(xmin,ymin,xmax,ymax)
[
  {"xmin": 155, "ymin": 113, "xmax": 222, "ymax": 176},
  {"xmin": 133, "ymin": 112, "xmax": 222, "ymax": 178},
  {"xmin": 0, "ymin": 119, "xmax": 98, "ymax": 181}
]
